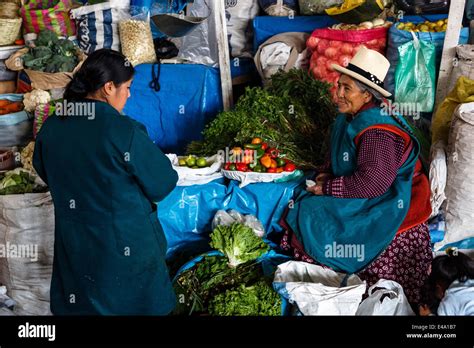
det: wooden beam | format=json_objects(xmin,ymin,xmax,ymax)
[
  {"xmin": 213, "ymin": 0, "xmax": 234, "ymax": 111},
  {"xmin": 434, "ymin": 0, "xmax": 466, "ymax": 109}
]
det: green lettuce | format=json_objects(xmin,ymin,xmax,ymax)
[
  {"xmin": 210, "ymin": 223, "xmax": 269, "ymax": 267},
  {"xmin": 208, "ymin": 280, "xmax": 281, "ymax": 316}
]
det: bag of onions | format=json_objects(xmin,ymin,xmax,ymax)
[{"xmin": 307, "ymin": 18, "xmax": 391, "ymax": 100}]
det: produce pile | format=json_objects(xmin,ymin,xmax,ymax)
[
  {"xmin": 224, "ymin": 137, "xmax": 297, "ymax": 173},
  {"xmin": 0, "ymin": 168, "xmax": 46, "ymax": 195},
  {"xmin": 22, "ymin": 30, "xmax": 78, "ymax": 73},
  {"xmin": 178, "ymin": 155, "xmax": 211, "ymax": 169},
  {"xmin": 187, "ymin": 69, "xmax": 337, "ymax": 168},
  {"xmin": 173, "ymin": 223, "xmax": 281, "ymax": 316},
  {"xmin": 397, "ymin": 19, "xmax": 448, "ymax": 32}
]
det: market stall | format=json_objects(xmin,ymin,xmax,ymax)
[{"xmin": 0, "ymin": 0, "xmax": 474, "ymax": 317}]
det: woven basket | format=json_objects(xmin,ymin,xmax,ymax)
[
  {"xmin": 0, "ymin": 17, "xmax": 21, "ymax": 46},
  {"xmin": 0, "ymin": 2, "xmax": 20, "ymax": 19}
]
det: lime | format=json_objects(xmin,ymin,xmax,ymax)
[
  {"xmin": 196, "ymin": 157, "xmax": 208, "ymax": 168},
  {"xmin": 178, "ymin": 159, "xmax": 187, "ymax": 166},
  {"xmin": 191, "ymin": 166, "xmax": 199, "ymax": 169},
  {"xmin": 185, "ymin": 156, "xmax": 196, "ymax": 167}
]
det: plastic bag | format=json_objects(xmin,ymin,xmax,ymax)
[
  {"xmin": 177, "ymin": 0, "xmax": 217, "ymax": 66},
  {"xmin": 395, "ymin": 32, "xmax": 436, "ymax": 113},
  {"xmin": 298, "ymin": 0, "xmax": 343, "ymax": 15},
  {"xmin": 20, "ymin": 0, "xmax": 76, "ymax": 37},
  {"xmin": 429, "ymin": 140, "xmax": 447, "ymax": 218},
  {"xmin": 259, "ymin": 0, "xmax": 298, "ymax": 16},
  {"xmin": 355, "ymin": 279, "xmax": 415, "ymax": 315},
  {"xmin": 273, "ymin": 261, "xmax": 366, "ymax": 315},
  {"xmin": 325, "ymin": 0, "xmax": 386, "ymax": 24},
  {"xmin": 385, "ymin": 15, "xmax": 469, "ymax": 95},
  {"xmin": 119, "ymin": 14, "xmax": 157, "ymax": 66},
  {"xmin": 212, "ymin": 209, "xmax": 265, "ymax": 238},
  {"xmin": 71, "ymin": 0, "xmax": 130, "ymax": 54}
]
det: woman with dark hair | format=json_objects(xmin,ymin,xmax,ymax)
[
  {"xmin": 420, "ymin": 249, "xmax": 474, "ymax": 315},
  {"xmin": 33, "ymin": 49, "xmax": 178, "ymax": 315},
  {"xmin": 281, "ymin": 47, "xmax": 432, "ymax": 306}
]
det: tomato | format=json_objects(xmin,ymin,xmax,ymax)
[
  {"xmin": 266, "ymin": 147, "xmax": 280, "ymax": 159},
  {"xmin": 270, "ymin": 159, "xmax": 278, "ymax": 169},
  {"xmin": 324, "ymin": 47, "xmax": 338, "ymax": 59},
  {"xmin": 340, "ymin": 43, "xmax": 354, "ymax": 55},
  {"xmin": 224, "ymin": 162, "xmax": 231, "ymax": 170},
  {"xmin": 284, "ymin": 163, "xmax": 296, "ymax": 172},
  {"xmin": 276, "ymin": 167, "xmax": 284, "ymax": 173},
  {"xmin": 338, "ymin": 55, "xmax": 352, "ymax": 67},
  {"xmin": 267, "ymin": 168, "xmax": 277, "ymax": 173},
  {"xmin": 236, "ymin": 163, "xmax": 248, "ymax": 172},
  {"xmin": 261, "ymin": 142, "xmax": 268, "ymax": 151}
]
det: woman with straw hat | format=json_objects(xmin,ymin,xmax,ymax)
[{"xmin": 281, "ymin": 47, "xmax": 432, "ymax": 307}]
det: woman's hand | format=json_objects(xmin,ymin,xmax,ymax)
[{"xmin": 307, "ymin": 184, "xmax": 324, "ymax": 195}]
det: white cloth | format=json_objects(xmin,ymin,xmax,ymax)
[
  {"xmin": 260, "ymin": 42, "xmax": 292, "ymax": 70},
  {"xmin": 429, "ymin": 140, "xmax": 447, "ymax": 218},
  {"xmin": 273, "ymin": 261, "xmax": 366, "ymax": 316},
  {"xmin": 438, "ymin": 279, "xmax": 474, "ymax": 316},
  {"xmin": 166, "ymin": 154, "xmax": 223, "ymax": 186}
]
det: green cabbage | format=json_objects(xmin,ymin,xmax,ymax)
[{"xmin": 210, "ymin": 223, "xmax": 269, "ymax": 267}]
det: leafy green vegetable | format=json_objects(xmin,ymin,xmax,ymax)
[
  {"xmin": 0, "ymin": 169, "xmax": 47, "ymax": 195},
  {"xmin": 187, "ymin": 69, "xmax": 337, "ymax": 168},
  {"xmin": 35, "ymin": 30, "xmax": 59, "ymax": 48},
  {"xmin": 173, "ymin": 255, "xmax": 263, "ymax": 315},
  {"xmin": 208, "ymin": 280, "xmax": 281, "ymax": 316},
  {"xmin": 210, "ymin": 223, "xmax": 269, "ymax": 268},
  {"xmin": 22, "ymin": 30, "xmax": 78, "ymax": 73}
]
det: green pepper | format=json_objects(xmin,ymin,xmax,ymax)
[
  {"xmin": 276, "ymin": 158, "xmax": 286, "ymax": 167},
  {"xmin": 229, "ymin": 164, "xmax": 237, "ymax": 171},
  {"xmin": 244, "ymin": 143, "xmax": 262, "ymax": 150},
  {"xmin": 256, "ymin": 148, "xmax": 265, "ymax": 159},
  {"xmin": 253, "ymin": 164, "xmax": 265, "ymax": 173}
]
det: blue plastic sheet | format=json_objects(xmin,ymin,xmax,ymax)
[
  {"xmin": 123, "ymin": 63, "xmax": 223, "ymax": 154},
  {"xmin": 158, "ymin": 177, "xmax": 304, "ymax": 258},
  {"xmin": 385, "ymin": 14, "xmax": 469, "ymax": 95},
  {"xmin": 252, "ymin": 15, "xmax": 338, "ymax": 51}
]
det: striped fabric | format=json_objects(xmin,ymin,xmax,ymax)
[{"xmin": 20, "ymin": 0, "xmax": 76, "ymax": 37}]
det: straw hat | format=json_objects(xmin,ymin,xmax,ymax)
[{"xmin": 332, "ymin": 47, "xmax": 392, "ymax": 98}]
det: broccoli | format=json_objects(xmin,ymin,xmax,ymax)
[{"xmin": 35, "ymin": 30, "xmax": 59, "ymax": 48}]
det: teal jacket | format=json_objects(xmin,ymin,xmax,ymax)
[
  {"xmin": 33, "ymin": 100, "xmax": 178, "ymax": 315},
  {"xmin": 286, "ymin": 107, "xmax": 420, "ymax": 273}
]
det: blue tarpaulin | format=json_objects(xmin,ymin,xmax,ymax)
[
  {"xmin": 158, "ymin": 178, "xmax": 304, "ymax": 258},
  {"xmin": 253, "ymin": 15, "xmax": 338, "ymax": 51},
  {"xmin": 123, "ymin": 63, "xmax": 223, "ymax": 154}
]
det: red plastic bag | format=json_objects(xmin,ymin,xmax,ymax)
[{"xmin": 307, "ymin": 27, "xmax": 388, "ymax": 100}]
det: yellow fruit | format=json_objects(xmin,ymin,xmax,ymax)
[
  {"xmin": 419, "ymin": 24, "xmax": 430, "ymax": 32},
  {"xmin": 436, "ymin": 20, "xmax": 445, "ymax": 27},
  {"xmin": 442, "ymin": 24, "xmax": 448, "ymax": 31}
]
